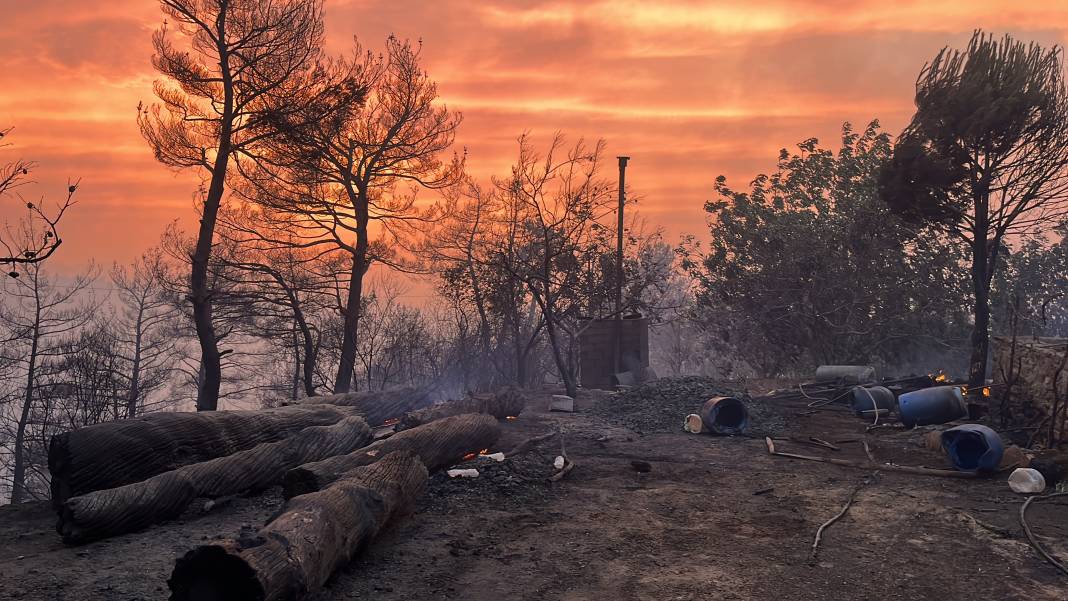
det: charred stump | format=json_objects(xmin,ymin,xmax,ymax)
[
  {"xmin": 48, "ymin": 404, "xmax": 358, "ymax": 508},
  {"xmin": 168, "ymin": 451, "xmax": 427, "ymax": 601},
  {"xmin": 396, "ymin": 387, "xmax": 525, "ymax": 430},
  {"xmin": 59, "ymin": 416, "xmax": 372, "ymax": 544},
  {"xmin": 287, "ymin": 386, "xmax": 436, "ymax": 426},
  {"xmin": 284, "ymin": 413, "xmax": 500, "ymax": 498}
]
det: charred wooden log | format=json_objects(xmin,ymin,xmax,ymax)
[
  {"xmin": 284, "ymin": 413, "xmax": 500, "ymax": 498},
  {"xmin": 168, "ymin": 451, "xmax": 427, "ymax": 601},
  {"xmin": 48, "ymin": 404, "xmax": 359, "ymax": 508},
  {"xmin": 287, "ymin": 386, "xmax": 436, "ymax": 426},
  {"xmin": 396, "ymin": 387, "xmax": 525, "ymax": 430},
  {"xmin": 59, "ymin": 416, "xmax": 372, "ymax": 544}
]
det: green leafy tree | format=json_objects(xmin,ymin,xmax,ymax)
[
  {"xmin": 693, "ymin": 121, "xmax": 969, "ymax": 375},
  {"xmin": 880, "ymin": 31, "xmax": 1068, "ymax": 397}
]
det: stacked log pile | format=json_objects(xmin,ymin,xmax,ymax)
[
  {"xmin": 43, "ymin": 385, "xmax": 526, "ymax": 600},
  {"xmin": 59, "ymin": 416, "xmax": 373, "ymax": 544},
  {"xmin": 49, "ymin": 403, "xmax": 361, "ymax": 507}
]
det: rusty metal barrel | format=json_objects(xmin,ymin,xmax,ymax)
[{"xmin": 699, "ymin": 396, "xmax": 748, "ymax": 435}]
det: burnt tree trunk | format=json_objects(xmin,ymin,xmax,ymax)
[
  {"xmin": 396, "ymin": 388, "xmax": 524, "ymax": 431},
  {"xmin": 289, "ymin": 386, "xmax": 435, "ymax": 426},
  {"xmin": 168, "ymin": 451, "xmax": 426, "ymax": 601},
  {"xmin": 284, "ymin": 413, "xmax": 500, "ymax": 498},
  {"xmin": 49, "ymin": 404, "xmax": 359, "ymax": 508},
  {"xmin": 59, "ymin": 417, "xmax": 372, "ymax": 544}
]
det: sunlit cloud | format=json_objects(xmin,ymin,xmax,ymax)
[{"xmin": 2, "ymin": 0, "xmax": 1067, "ymax": 273}]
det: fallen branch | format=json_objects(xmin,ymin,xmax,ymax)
[
  {"xmin": 764, "ymin": 437, "xmax": 978, "ymax": 479},
  {"xmin": 504, "ymin": 431, "xmax": 559, "ymax": 458},
  {"xmin": 1019, "ymin": 491, "xmax": 1068, "ymax": 576},
  {"xmin": 810, "ymin": 472, "xmax": 877, "ymax": 563}
]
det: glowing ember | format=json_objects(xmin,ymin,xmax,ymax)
[
  {"xmin": 506, "ymin": 416, "xmax": 518, "ymax": 421},
  {"xmin": 462, "ymin": 452, "xmax": 477, "ymax": 461},
  {"xmin": 382, "ymin": 418, "xmax": 399, "ymax": 426}
]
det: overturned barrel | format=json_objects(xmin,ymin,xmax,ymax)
[
  {"xmin": 814, "ymin": 365, "xmax": 876, "ymax": 384},
  {"xmin": 849, "ymin": 386, "xmax": 896, "ymax": 416},
  {"xmin": 940, "ymin": 424, "xmax": 1004, "ymax": 472},
  {"xmin": 898, "ymin": 386, "xmax": 968, "ymax": 428},
  {"xmin": 699, "ymin": 396, "xmax": 748, "ymax": 435}
]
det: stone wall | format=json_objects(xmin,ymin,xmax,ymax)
[{"xmin": 991, "ymin": 336, "xmax": 1068, "ymax": 447}]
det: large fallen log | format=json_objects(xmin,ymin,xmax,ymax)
[
  {"xmin": 283, "ymin": 413, "xmax": 500, "ymax": 498},
  {"xmin": 396, "ymin": 387, "xmax": 525, "ymax": 431},
  {"xmin": 59, "ymin": 416, "xmax": 372, "ymax": 544},
  {"xmin": 48, "ymin": 404, "xmax": 358, "ymax": 508},
  {"xmin": 287, "ymin": 386, "xmax": 436, "ymax": 426},
  {"xmin": 168, "ymin": 451, "xmax": 427, "ymax": 601}
]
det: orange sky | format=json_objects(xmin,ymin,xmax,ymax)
[{"xmin": 2, "ymin": 0, "xmax": 1068, "ymax": 278}]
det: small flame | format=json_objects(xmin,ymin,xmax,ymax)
[
  {"xmin": 982, "ymin": 387, "xmax": 991, "ymax": 397},
  {"xmin": 506, "ymin": 416, "xmax": 518, "ymax": 421},
  {"xmin": 958, "ymin": 386, "xmax": 991, "ymax": 397},
  {"xmin": 477, "ymin": 448, "xmax": 490, "ymax": 456},
  {"xmin": 930, "ymin": 371, "xmax": 948, "ymax": 383}
]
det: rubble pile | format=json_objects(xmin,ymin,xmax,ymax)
[{"xmin": 594, "ymin": 376, "xmax": 785, "ymax": 435}]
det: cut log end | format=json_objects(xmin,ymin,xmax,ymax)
[{"xmin": 169, "ymin": 544, "xmax": 265, "ymax": 601}]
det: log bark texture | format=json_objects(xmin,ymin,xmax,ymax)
[
  {"xmin": 287, "ymin": 386, "xmax": 435, "ymax": 426},
  {"xmin": 396, "ymin": 387, "xmax": 525, "ymax": 431},
  {"xmin": 168, "ymin": 451, "xmax": 427, "ymax": 601},
  {"xmin": 59, "ymin": 416, "xmax": 372, "ymax": 544},
  {"xmin": 284, "ymin": 413, "xmax": 500, "ymax": 498},
  {"xmin": 48, "ymin": 404, "xmax": 358, "ymax": 508}
]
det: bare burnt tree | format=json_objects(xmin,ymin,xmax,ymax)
[
  {"xmin": 881, "ymin": 31, "xmax": 1068, "ymax": 397},
  {"xmin": 240, "ymin": 36, "xmax": 463, "ymax": 394},
  {"xmin": 0, "ymin": 259, "xmax": 96, "ymax": 503},
  {"xmin": 0, "ymin": 127, "xmax": 76, "ymax": 269},
  {"xmin": 137, "ymin": 0, "xmax": 332, "ymax": 410},
  {"xmin": 214, "ymin": 203, "xmax": 341, "ymax": 399},
  {"xmin": 110, "ymin": 250, "xmax": 178, "ymax": 416},
  {"xmin": 490, "ymin": 134, "xmax": 617, "ymax": 397}
]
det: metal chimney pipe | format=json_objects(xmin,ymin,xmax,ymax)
[{"xmin": 614, "ymin": 156, "xmax": 629, "ymax": 376}]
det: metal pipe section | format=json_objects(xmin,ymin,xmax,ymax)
[{"xmin": 614, "ymin": 156, "xmax": 629, "ymax": 375}]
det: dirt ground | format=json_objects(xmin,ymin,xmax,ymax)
[{"xmin": 1, "ymin": 384, "xmax": 1066, "ymax": 600}]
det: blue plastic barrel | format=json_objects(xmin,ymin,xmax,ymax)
[
  {"xmin": 849, "ymin": 386, "xmax": 896, "ymax": 416},
  {"xmin": 898, "ymin": 386, "xmax": 968, "ymax": 427},
  {"xmin": 699, "ymin": 396, "xmax": 748, "ymax": 435},
  {"xmin": 940, "ymin": 424, "xmax": 1004, "ymax": 472}
]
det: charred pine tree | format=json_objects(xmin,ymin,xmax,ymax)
[{"xmin": 138, "ymin": 0, "xmax": 357, "ymax": 410}]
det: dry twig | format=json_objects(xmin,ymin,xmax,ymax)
[{"xmin": 810, "ymin": 472, "xmax": 878, "ymax": 563}]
